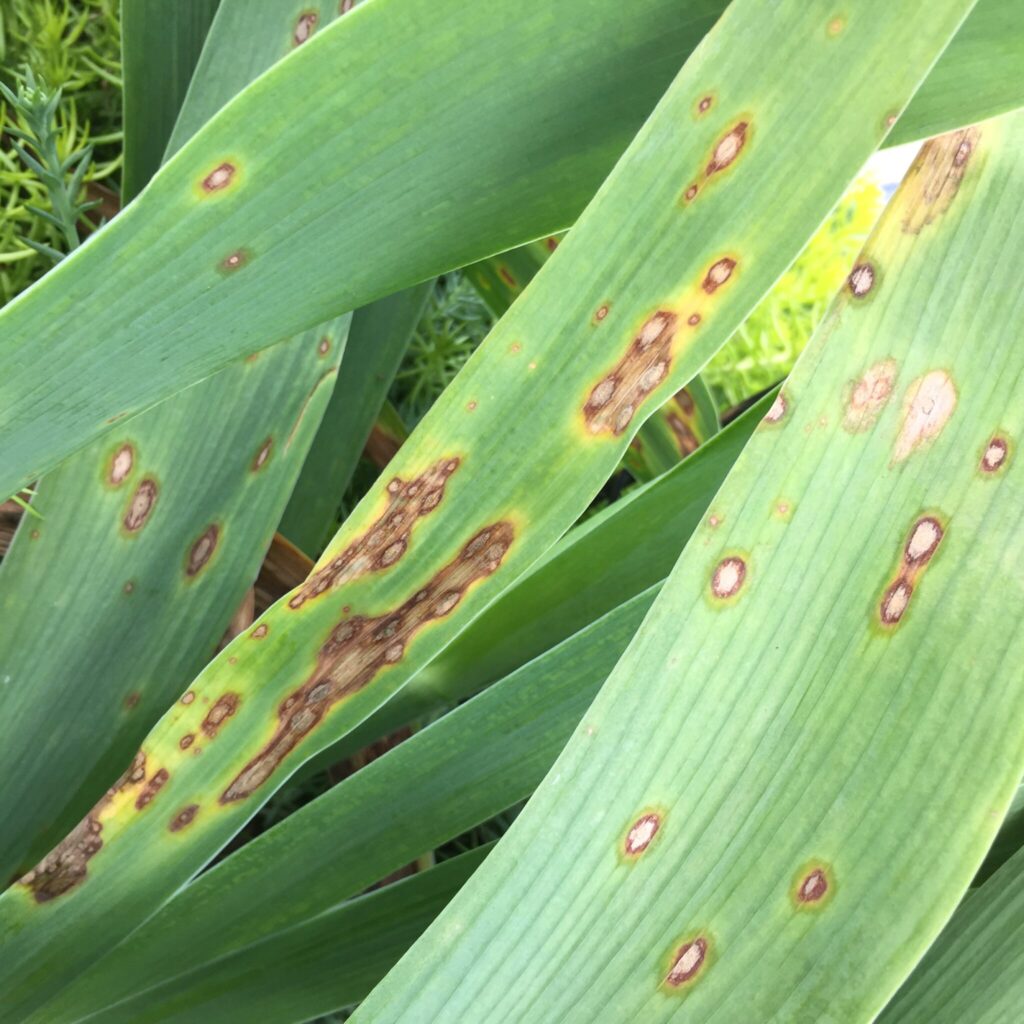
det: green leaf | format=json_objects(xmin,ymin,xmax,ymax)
[
  {"xmin": 279, "ymin": 283, "xmax": 433, "ymax": 557},
  {"xmin": 0, "ymin": 0, "xmax": 1013, "ymax": 500},
  {"xmin": 352, "ymin": 113, "xmax": 1024, "ymax": 1023},
  {"xmin": 880, "ymin": 844, "xmax": 1024, "ymax": 1023},
  {"xmin": 120, "ymin": 0, "xmax": 221, "ymax": 200},
  {"xmin": 0, "ymin": 2, "xmax": 980, "ymax": 1017}
]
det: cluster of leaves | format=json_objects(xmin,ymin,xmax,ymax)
[{"xmin": 0, "ymin": 0, "xmax": 121, "ymax": 304}]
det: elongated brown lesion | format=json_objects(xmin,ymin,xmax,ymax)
[
  {"xmin": 901, "ymin": 127, "xmax": 981, "ymax": 234},
  {"xmin": 289, "ymin": 458, "xmax": 461, "ymax": 610},
  {"xmin": 583, "ymin": 312, "xmax": 677, "ymax": 437},
  {"xmin": 878, "ymin": 515, "xmax": 945, "ymax": 627},
  {"xmin": 221, "ymin": 521, "xmax": 515, "ymax": 803}
]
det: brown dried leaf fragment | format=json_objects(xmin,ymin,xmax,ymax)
[
  {"xmin": 221, "ymin": 522, "xmax": 515, "ymax": 802},
  {"xmin": 583, "ymin": 312, "xmax": 677, "ymax": 436},
  {"xmin": 289, "ymin": 458, "xmax": 461, "ymax": 609}
]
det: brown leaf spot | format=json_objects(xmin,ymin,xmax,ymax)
[
  {"xmin": 878, "ymin": 514, "xmax": 946, "ymax": 628},
  {"xmin": 221, "ymin": 522, "xmax": 515, "ymax": 803},
  {"xmin": 702, "ymin": 258, "xmax": 736, "ymax": 294},
  {"xmin": 252, "ymin": 624, "xmax": 269, "ymax": 639},
  {"xmin": 293, "ymin": 11, "xmax": 318, "ymax": 45},
  {"xmin": 667, "ymin": 414, "xmax": 699, "ymax": 455},
  {"xmin": 124, "ymin": 479, "xmax": 158, "ymax": 532},
  {"xmin": 109, "ymin": 444, "xmax": 134, "ymax": 485},
  {"xmin": 904, "ymin": 516, "xmax": 943, "ymax": 566},
  {"xmin": 169, "ymin": 805, "xmax": 199, "ymax": 832},
  {"xmin": 545, "ymin": 236, "xmax": 559, "ymax": 252},
  {"xmin": 764, "ymin": 393, "xmax": 787, "ymax": 425},
  {"xmin": 902, "ymin": 127, "xmax": 981, "ymax": 234},
  {"xmin": 339, "ymin": 0, "xmax": 355, "ymax": 11},
  {"xmin": 252, "ymin": 437, "xmax": 273, "ymax": 472},
  {"xmin": 844, "ymin": 358, "xmax": 897, "ymax": 433},
  {"xmin": 594, "ymin": 304, "xmax": 610, "ymax": 323},
  {"xmin": 135, "ymin": 768, "xmax": 169, "ymax": 810},
  {"xmin": 19, "ymin": 814, "xmax": 104, "ymax": 902},
  {"xmin": 666, "ymin": 937, "xmax": 708, "ymax": 987},
  {"xmin": 711, "ymin": 556, "xmax": 746, "ymax": 599},
  {"xmin": 583, "ymin": 312, "xmax": 677, "ymax": 436},
  {"xmin": 706, "ymin": 122, "xmax": 748, "ymax": 176},
  {"xmin": 981, "ymin": 436, "xmax": 1009, "ymax": 474},
  {"xmin": 220, "ymin": 249, "xmax": 249, "ymax": 273},
  {"xmin": 697, "ymin": 95, "xmax": 713, "ymax": 115},
  {"xmin": 498, "ymin": 265, "xmax": 517, "ymax": 288},
  {"xmin": 186, "ymin": 525, "xmax": 219, "ymax": 577},
  {"xmin": 684, "ymin": 183, "xmax": 698, "ymax": 203},
  {"xmin": 202, "ymin": 693, "xmax": 241, "ymax": 738},
  {"xmin": 123, "ymin": 692, "xmax": 140, "ymax": 710},
  {"xmin": 289, "ymin": 458, "xmax": 461, "ymax": 608},
  {"xmin": 848, "ymin": 262, "xmax": 875, "ymax": 298},
  {"xmin": 201, "ymin": 162, "xmax": 237, "ymax": 194},
  {"xmin": 624, "ymin": 813, "xmax": 661, "ymax": 856},
  {"xmin": 318, "ymin": 336, "xmax": 331, "ymax": 356},
  {"xmin": 179, "ymin": 733, "xmax": 195, "ymax": 750},
  {"xmin": 797, "ymin": 867, "xmax": 830, "ymax": 903},
  {"xmin": 180, "ymin": 691, "xmax": 196, "ymax": 705},
  {"xmin": 893, "ymin": 370, "xmax": 957, "ymax": 463}
]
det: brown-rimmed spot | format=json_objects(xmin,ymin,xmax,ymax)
[
  {"xmin": 124, "ymin": 479, "xmax": 158, "ymax": 532},
  {"xmin": 219, "ymin": 249, "xmax": 249, "ymax": 273},
  {"xmin": 135, "ymin": 768, "xmax": 169, "ymax": 810},
  {"xmin": 466, "ymin": 400, "xmax": 478, "ymax": 412},
  {"xmin": 583, "ymin": 311, "xmax": 677, "ymax": 437},
  {"xmin": 186, "ymin": 525, "xmax": 219, "ymax": 577},
  {"xmin": 293, "ymin": 11, "xmax": 318, "ymax": 45},
  {"xmin": 794, "ymin": 865, "xmax": 832, "ymax": 905},
  {"xmin": 179, "ymin": 733, "xmax": 195, "ymax": 750},
  {"xmin": 252, "ymin": 623, "xmax": 269, "ymax": 639},
  {"xmin": 707, "ymin": 513, "xmax": 722, "ymax": 528},
  {"xmin": 902, "ymin": 127, "xmax": 981, "ymax": 234},
  {"xmin": 683, "ymin": 184, "xmax": 698, "ymax": 203},
  {"xmin": 289, "ymin": 457, "xmax": 461, "ymax": 609},
  {"xmin": 706, "ymin": 122, "xmax": 748, "ymax": 176},
  {"xmin": 202, "ymin": 693, "xmax": 240, "ymax": 739},
  {"xmin": 702, "ymin": 257, "xmax": 736, "ymax": 294},
  {"xmin": 123, "ymin": 580, "xmax": 135, "ymax": 594},
  {"xmin": 877, "ymin": 513, "xmax": 946, "ymax": 629},
  {"xmin": 981, "ymin": 436, "xmax": 1009, "ymax": 474},
  {"xmin": 30, "ymin": 528, "xmax": 40, "ymax": 540},
  {"xmin": 169, "ymin": 804, "xmax": 199, "ymax": 832},
  {"xmin": 774, "ymin": 500, "xmax": 793, "ymax": 520},
  {"xmin": 893, "ymin": 370, "xmax": 957, "ymax": 463},
  {"xmin": 124, "ymin": 692, "xmax": 140, "ymax": 710},
  {"xmin": 252, "ymin": 437, "xmax": 273, "ymax": 472},
  {"xmin": 844, "ymin": 358, "xmax": 897, "ymax": 433},
  {"xmin": 109, "ymin": 444, "xmax": 134, "ymax": 485},
  {"xmin": 498, "ymin": 265, "xmax": 517, "ymax": 288},
  {"xmin": 594, "ymin": 304, "xmax": 610, "ymax": 323},
  {"xmin": 318, "ymin": 336, "xmax": 331, "ymax": 356},
  {"xmin": 687, "ymin": 313, "xmax": 701, "ymax": 327},
  {"xmin": 201, "ymin": 162, "xmax": 237, "ymax": 194},
  {"xmin": 180, "ymin": 691, "xmax": 196, "ymax": 705},
  {"xmin": 848, "ymin": 262, "xmax": 875, "ymax": 298},
  {"xmin": 624, "ymin": 813, "xmax": 661, "ymax": 857},
  {"xmin": 545, "ymin": 236, "xmax": 559, "ymax": 252},
  {"xmin": 339, "ymin": 0, "xmax": 355, "ymax": 11},
  {"xmin": 764, "ymin": 393, "xmax": 787, "ymax": 425},
  {"xmin": 711, "ymin": 556, "xmax": 746, "ymax": 599},
  {"xmin": 665, "ymin": 937, "xmax": 708, "ymax": 988},
  {"xmin": 696, "ymin": 94, "xmax": 714, "ymax": 116},
  {"xmin": 221, "ymin": 521, "xmax": 515, "ymax": 803}
]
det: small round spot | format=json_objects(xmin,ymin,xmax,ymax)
[
  {"xmin": 169, "ymin": 804, "xmax": 199, "ymax": 832},
  {"xmin": 186, "ymin": 525, "xmax": 219, "ymax": 577},
  {"xmin": 30, "ymin": 529, "xmax": 40, "ymax": 540},
  {"xmin": 666, "ymin": 937, "xmax": 707, "ymax": 987},
  {"xmin": 220, "ymin": 250, "xmax": 249, "ymax": 272},
  {"xmin": 905, "ymin": 516, "xmax": 943, "ymax": 565},
  {"xmin": 339, "ymin": 0, "xmax": 355, "ymax": 12},
  {"xmin": 251, "ymin": 624, "xmax": 269, "ymax": 639},
  {"xmin": 881, "ymin": 578, "xmax": 912, "ymax": 625},
  {"xmin": 180, "ymin": 733, "xmax": 195, "ymax": 750},
  {"xmin": 509, "ymin": 341, "xmax": 523, "ymax": 354},
  {"xmin": 624, "ymin": 813, "xmax": 661, "ymax": 856},
  {"xmin": 687, "ymin": 313, "xmax": 701, "ymax": 326},
  {"xmin": 848, "ymin": 262, "xmax": 875, "ymax": 297},
  {"xmin": 293, "ymin": 11, "xmax": 318, "ymax": 45},
  {"xmin": 109, "ymin": 444, "xmax": 134, "ymax": 485},
  {"xmin": 981, "ymin": 437, "xmax": 1009, "ymax": 473},
  {"xmin": 545, "ymin": 236, "xmax": 559, "ymax": 252},
  {"xmin": 595, "ymin": 304, "xmax": 610, "ymax": 322},
  {"xmin": 528, "ymin": 361, "xmax": 537, "ymax": 371},
  {"xmin": 797, "ymin": 867, "xmax": 829, "ymax": 903},
  {"xmin": 702, "ymin": 257, "xmax": 736, "ymax": 293},
  {"xmin": 318, "ymin": 337, "xmax": 331, "ymax": 356},
  {"xmin": 201, "ymin": 162, "xmax": 237, "ymax": 193},
  {"xmin": 707, "ymin": 514, "xmax": 721, "ymax": 528},
  {"xmin": 180, "ymin": 691, "xmax": 196, "ymax": 705},
  {"xmin": 123, "ymin": 580, "xmax": 135, "ymax": 595},
  {"xmin": 697, "ymin": 95, "xmax": 713, "ymax": 115},
  {"xmin": 252, "ymin": 437, "xmax": 273, "ymax": 472},
  {"xmin": 684, "ymin": 183, "xmax": 698, "ymax": 202},
  {"xmin": 711, "ymin": 556, "xmax": 746, "ymax": 599},
  {"xmin": 498, "ymin": 266, "xmax": 517, "ymax": 288},
  {"xmin": 124, "ymin": 692, "xmax": 141, "ymax": 710},
  {"xmin": 466, "ymin": 400, "xmax": 478, "ymax": 412}
]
